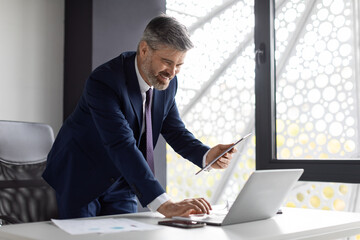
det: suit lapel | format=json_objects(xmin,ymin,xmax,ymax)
[{"xmin": 124, "ymin": 54, "xmax": 143, "ymax": 140}]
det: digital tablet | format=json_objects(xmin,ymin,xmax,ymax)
[{"xmin": 195, "ymin": 133, "xmax": 252, "ymax": 175}]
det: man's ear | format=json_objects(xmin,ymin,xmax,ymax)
[{"xmin": 139, "ymin": 41, "xmax": 149, "ymax": 57}]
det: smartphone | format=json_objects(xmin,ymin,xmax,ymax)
[{"xmin": 158, "ymin": 220, "xmax": 206, "ymax": 229}]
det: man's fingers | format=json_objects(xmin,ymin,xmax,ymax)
[
  {"xmin": 229, "ymin": 147, "xmax": 237, "ymax": 154},
  {"xmin": 213, "ymin": 145, "xmax": 237, "ymax": 169},
  {"xmin": 193, "ymin": 198, "xmax": 211, "ymax": 214},
  {"xmin": 185, "ymin": 198, "xmax": 210, "ymax": 214},
  {"xmin": 182, "ymin": 198, "xmax": 212, "ymax": 214},
  {"xmin": 200, "ymin": 197, "xmax": 212, "ymax": 209},
  {"xmin": 178, "ymin": 204, "xmax": 202, "ymax": 216},
  {"xmin": 199, "ymin": 197, "xmax": 212, "ymax": 211},
  {"xmin": 180, "ymin": 208, "xmax": 198, "ymax": 217},
  {"xmin": 157, "ymin": 198, "xmax": 213, "ymax": 218},
  {"xmin": 215, "ymin": 161, "xmax": 228, "ymax": 169},
  {"xmin": 221, "ymin": 152, "xmax": 233, "ymax": 160},
  {"xmin": 219, "ymin": 156, "xmax": 231, "ymax": 163},
  {"xmin": 214, "ymin": 156, "xmax": 231, "ymax": 168}
]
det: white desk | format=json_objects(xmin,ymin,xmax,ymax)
[{"xmin": 1, "ymin": 208, "xmax": 360, "ymax": 240}]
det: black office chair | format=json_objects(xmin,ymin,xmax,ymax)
[{"xmin": 0, "ymin": 120, "xmax": 58, "ymax": 225}]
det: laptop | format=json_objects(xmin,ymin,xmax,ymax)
[{"xmin": 173, "ymin": 169, "xmax": 304, "ymax": 226}]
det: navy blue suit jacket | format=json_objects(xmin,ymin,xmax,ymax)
[{"xmin": 43, "ymin": 52, "xmax": 209, "ymax": 211}]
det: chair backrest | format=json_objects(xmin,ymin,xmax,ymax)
[{"xmin": 0, "ymin": 120, "xmax": 58, "ymax": 224}]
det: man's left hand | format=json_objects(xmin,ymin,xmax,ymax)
[{"xmin": 206, "ymin": 144, "xmax": 237, "ymax": 169}]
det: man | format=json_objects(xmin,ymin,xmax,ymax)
[{"xmin": 43, "ymin": 14, "xmax": 236, "ymax": 219}]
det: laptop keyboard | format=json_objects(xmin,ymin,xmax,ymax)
[
  {"xmin": 172, "ymin": 203, "xmax": 231, "ymax": 224},
  {"xmin": 188, "ymin": 207, "xmax": 228, "ymax": 221}
]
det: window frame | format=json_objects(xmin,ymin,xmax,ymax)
[{"xmin": 254, "ymin": 0, "xmax": 360, "ymax": 183}]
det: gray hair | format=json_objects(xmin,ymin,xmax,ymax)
[{"xmin": 138, "ymin": 14, "xmax": 194, "ymax": 52}]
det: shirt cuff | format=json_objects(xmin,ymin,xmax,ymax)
[
  {"xmin": 147, "ymin": 193, "xmax": 171, "ymax": 212},
  {"xmin": 202, "ymin": 149, "xmax": 212, "ymax": 171}
]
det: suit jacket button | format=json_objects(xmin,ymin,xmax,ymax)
[{"xmin": 110, "ymin": 177, "xmax": 115, "ymax": 183}]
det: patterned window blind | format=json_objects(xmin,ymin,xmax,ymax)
[{"xmin": 166, "ymin": 4, "xmax": 360, "ymax": 239}]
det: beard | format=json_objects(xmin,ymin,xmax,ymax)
[{"xmin": 141, "ymin": 55, "xmax": 171, "ymax": 91}]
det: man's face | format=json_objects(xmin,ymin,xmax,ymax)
[{"xmin": 138, "ymin": 42, "xmax": 186, "ymax": 90}]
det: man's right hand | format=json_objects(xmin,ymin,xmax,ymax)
[{"xmin": 157, "ymin": 198, "xmax": 212, "ymax": 218}]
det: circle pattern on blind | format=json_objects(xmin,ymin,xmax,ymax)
[
  {"xmin": 166, "ymin": 0, "xmax": 357, "ymax": 221},
  {"xmin": 275, "ymin": 0, "xmax": 358, "ymax": 159}
]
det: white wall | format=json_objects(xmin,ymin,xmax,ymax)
[{"xmin": 0, "ymin": 0, "xmax": 64, "ymax": 134}]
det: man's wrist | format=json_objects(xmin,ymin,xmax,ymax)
[{"xmin": 147, "ymin": 193, "xmax": 171, "ymax": 212}]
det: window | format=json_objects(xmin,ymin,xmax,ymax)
[
  {"xmin": 165, "ymin": 0, "xmax": 359, "ymax": 223},
  {"xmin": 166, "ymin": 0, "xmax": 256, "ymax": 204},
  {"xmin": 255, "ymin": 0, "xmax": 360, "ymax": 183}
]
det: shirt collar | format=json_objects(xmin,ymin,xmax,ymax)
[{"xmin": 135, "ymin": 55, "xmax": 152, "ymax": 94}]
